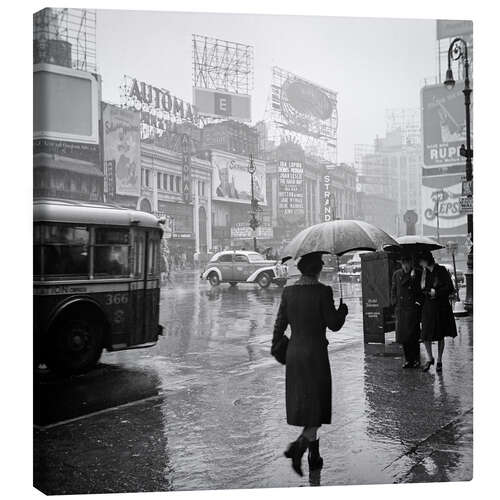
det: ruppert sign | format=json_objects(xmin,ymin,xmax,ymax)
[{"xmin": 421, "ymin": 82, "xmax": 471, "ymax": 167}]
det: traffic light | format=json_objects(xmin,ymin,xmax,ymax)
[{"xmin": 249, "ymin": 215, "xmax": 260, "ymax": 231}]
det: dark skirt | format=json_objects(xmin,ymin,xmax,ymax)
[
  {"xmin": 421, "ymin": 299, "xmax": 458, "ymax": 342},
  {"xmin": 285, "ymin": 338, "xmax": 331, "ymax": 427}
]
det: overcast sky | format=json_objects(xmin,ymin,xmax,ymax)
[{"xmin": 96, "ymin": 10, "xmax": 437, "ymax": 163}]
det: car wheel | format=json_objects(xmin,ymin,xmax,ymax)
[
  {"xmin": 257, "ymin": 272, "xmax": 271, "ymax": 288},
  {"xmin": 46, "ymin": 317, "xmax": 103, "ymax": 375},
  {"xmin": 208, "ymin": 272, "xmax": 220, "ymax": 286}
]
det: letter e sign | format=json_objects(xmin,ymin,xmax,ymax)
[{"xmin": 214, "ymin": 92, "xmax": 232, "ymax": 117}]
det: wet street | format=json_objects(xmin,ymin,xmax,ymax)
[{"xmin": 34, "ymin": 272, "xmax": 473, "ymax": 494}]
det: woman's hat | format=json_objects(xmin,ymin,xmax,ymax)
[{"xmin": 297, "ymin": 252, "xmax": 325, "ymax": 275}]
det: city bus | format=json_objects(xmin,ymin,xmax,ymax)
[{"xmin": 34, "ymin": 199, "xmax": 164, "ymax": 374}]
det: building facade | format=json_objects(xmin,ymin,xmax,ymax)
[{"xmin": 137, "ymin": 143, "xmax": 212, "ymax": 256}]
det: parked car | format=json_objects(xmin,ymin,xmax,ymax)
[{"xmin": 201, "ymin": 250, "xmax": 287, "ymax": 288}]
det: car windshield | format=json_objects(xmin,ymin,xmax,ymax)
[{"xmin": 247, "ymin": 252, "xmax": 266, "ymax": 262}]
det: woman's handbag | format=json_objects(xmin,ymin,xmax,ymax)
[{"xmin": 271, "ymin": 335, "xmax": 289, "ymax": 365}]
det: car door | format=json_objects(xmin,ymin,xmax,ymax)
[
  {"xmin": 233, "ymin": 253, "xmax": 251, "ymax": 282},
  {"xmin": 216, "ymin": 253, "xmax": 234, "ymax": 281}
]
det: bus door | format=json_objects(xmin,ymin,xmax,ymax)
[{"xmin": 130, "ymin": 228, "xmax": 160, "ymax": 346}]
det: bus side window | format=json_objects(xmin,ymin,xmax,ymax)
[
  {"xmin": 147, "ymin": 236, "xmax": 160, "ymax": 276},
  {"xmin": 134, "ymin": 231, "xmax": 145, "ymax": 277},
  {"xmin": 39, "ymin": 224, "xmax": 89, "ymax": 277},
  {"xmin": 94, "ymin": 228, "xmax": 130, "ymax": 277}
]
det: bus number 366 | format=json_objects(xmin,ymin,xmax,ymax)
[{"xmin": 105, "ymin": 293, "xmax": 129, "ymax": 305}]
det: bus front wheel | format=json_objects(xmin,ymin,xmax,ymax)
[{"xmin": 47, "ymin": 317, "xmax": 103, "ymax": 375}]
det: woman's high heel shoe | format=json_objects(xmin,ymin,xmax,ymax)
[
  {"xmin": 422, "ymin": 359, "xmax": 435, "ymax": 372},
  {"xmin": 308, "ymin": 439, "xmax": 323, "ymax": 471},
  {"xmin": 284, "ymin": 435, "xmax": 309, "ymax": 476}
]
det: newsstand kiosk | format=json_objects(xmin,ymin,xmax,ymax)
[{"xmin": 360, "ymin": 251, "xmax": 400, "ymax": 343}]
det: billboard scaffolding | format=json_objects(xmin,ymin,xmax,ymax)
[
  {"xmin": 192, "ymin": 34, "xmax": 253, "ymax": 122},
  {"xmin": 266, "ymin": 67, "xmax": 338, "ymax": 162},
  {"xmin": 33, "ymin": 8, "xmax": 97, "ymax": 72}
]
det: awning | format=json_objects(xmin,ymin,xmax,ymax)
[{"xmin": 34, "ymin": 153, "xmax": 103, "ymax": 177}]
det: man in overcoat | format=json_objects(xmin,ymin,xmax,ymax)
[{"xmin": 391, "ymin": 254, "xmax": 423, "ymax": 368}]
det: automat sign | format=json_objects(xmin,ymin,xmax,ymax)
[{"xmin": 121, "ymin": 75, "xmax": 199, "ymax": 139}]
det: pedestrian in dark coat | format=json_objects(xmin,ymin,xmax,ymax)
[
  {"xmin": 271, "ymin": 252, "xmax": 348, "ymax": 476},
  {"xmin": 418, "ymin": 250, "xmax": 458, "ymax": 372},
  {"xmin": 391, "ymin": 254, "xmax": 423, "ymax": 368}
]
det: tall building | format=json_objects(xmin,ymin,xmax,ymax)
[
  {"xmin": 33, "ymin": 8, "xmax": 103, "ymax": 202},
  {"xmin": 355, "ymin": 127, "xmax": 422, "ymax": 236}
]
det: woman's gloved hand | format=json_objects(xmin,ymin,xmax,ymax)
[{"xmin": 338, "ymin": 300, "xmax": 348, "ymax": 316}]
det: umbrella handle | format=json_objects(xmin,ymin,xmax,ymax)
[{"xmin": 336, "ymin": 255, "xmax": 343, "ymax": 302}]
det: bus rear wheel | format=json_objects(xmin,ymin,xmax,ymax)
[{"xmin": 47, "ymin": 317, "xmax": 103, "ymax": 375}]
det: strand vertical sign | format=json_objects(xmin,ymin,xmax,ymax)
[{"xmin": 181, "ymin": 134, "xmax": 192, "ymax": 203}]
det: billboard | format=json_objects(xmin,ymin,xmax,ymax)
[
  {"xmin": 34, "ymin": 63, "xmax": 99, "ymax": 144},
  {"xmin": 102, "ymin": 103, "xmax": 141, "ymax": 197},
  {"xmin": 269, "ymin": 66, "xmax": 338, "ymax": 162},
  {"xmin": 422, "ymin": 173, "xmax": 467, "ymax": 240},
  {"xmin": 231, "ymin": 222, "xmax": 273, "ymax": 240},
  {"xmin": 436, "ymin": 20, "xmax": 472, "ymax": 40},
  {"xmin": 421, "ymin": 82, "xmax": 471, "ymax": 167},
  {"xmin": 278, "ymin": 160, "xmax": 305, "ymax": 225},
  {"xmin": 211, "ymin": 150, "xmax": 266, "ymax": 205},
  {"xmin": 193, "ymin": 87, "xmax": 251, "ymax": 121}
]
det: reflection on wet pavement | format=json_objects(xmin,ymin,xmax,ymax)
[{"xmin": 35, "ymin": 277, "xmax": 473, "ymax": 493}]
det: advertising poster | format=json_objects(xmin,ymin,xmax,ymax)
[
  {"xmin": 421, "ymin": 82, "xmax": 471, "ymax": 167},
  {"xmin": 278, "ymin": 160, "xmax": 305, "ymax": 225},
  {"xmin": 231, "ymin": 222, "xmax": 273, "ymax": 240},
  {"xmin": 193, "ymin": 87, "xmax": 251, "ymax": 122},
  {"xmin": 269, "ymin": 67, "xmax": 338, "ymax": 162},
  {"xmin": 422, "ymin": 172, "xmax": 467, "ymax": 240},
  {"xmin": 212, "ymin": 150, "xmax": 266, "ymax": 205},
  {"xmin": 102, "ymin": 103, "xmax": 141, "ymax": 197}
]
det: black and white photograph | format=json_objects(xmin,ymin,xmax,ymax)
[{"xmin": 21, "ymin": 2, "xmax": 485, "ymax": 496}]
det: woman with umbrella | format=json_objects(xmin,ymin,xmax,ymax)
[
  {"xmin": 271, "ymin": 220, "xmax": 398, "ymax": 476},
  {"xmin": 271, "ymin": 252, "xmax": 348, "ymax": 476},
  {"xmin": 418, "ymin": 250, "xmax": 458, "ymax": 372}
]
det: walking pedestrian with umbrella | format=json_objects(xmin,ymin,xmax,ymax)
[
  {"xmin": 418, "ymin": 250, "xmax": 458, "ymax": 372},
  {"xmin": 272, "ymin": 220, "xmax": 398, "ymax": 476}
]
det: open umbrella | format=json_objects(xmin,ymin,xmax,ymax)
[
  {"xmin": 384, "ymin": 235, "xmax": 444, "ymax": 253},
  {"xmin": 281, "ymin": 220, "xmax": 399, "ymax": 300}
]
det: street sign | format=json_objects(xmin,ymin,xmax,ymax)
[
  {"xmin": 459, "ymin": 196, "xmax": 473, "ymax": 214},
  {"xmin": 462, "ymin": 180, "xmax": 473, "ymax": 197}
]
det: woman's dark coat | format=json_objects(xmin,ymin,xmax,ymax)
[
  {"xmin": 391, "ymin": 268, "xmax": 423, "ymax": 344},
  {"xmin": 272, "ymin": 281, "xmax": 347, "ymax": 427},
  {"xmin": 420, "ymin": 264, "xmax": 458, "ymax": 342}
]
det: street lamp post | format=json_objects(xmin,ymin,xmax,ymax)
[
  {"xmin": 443, "ymin": 37, "xmax": 473, "ymax": 312},
  {"xmin": 248, "ymin": 154, "xmax": 260, "ymax": 252}
]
